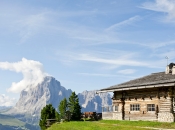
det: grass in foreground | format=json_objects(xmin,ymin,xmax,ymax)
[
  {"xmin": 100, "ymin": 120, "xmax": 175, "ymax": 129},
  {"xmin": 47, "ymin": 120, "xmax": 175, "ymax": 130},
  {"xmin": 48, "ymin": 121, "xmax": 147, "ymax": 130}
]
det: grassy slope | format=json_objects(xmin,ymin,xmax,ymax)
[
  {"xmin": 0, "ymin": 114, "xmax": 25, "ymax": 127},
  {"xmin": 100, "ymin": 120, "xmax": 175, "ymax": 129},
  {"xmin": 48, "ymin": 120, "xmax": 175, "ymax": 130}
]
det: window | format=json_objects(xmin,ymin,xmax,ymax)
[
  {"xmin": 114, "ymin": 105, "xmax": 118, "ymax": 111},
  {"xmin": 130, "ymin": 104, "xmax": 140, "ymax": 111},
  {"xmin": 147, "ymin": 104, "xmax": 155, "ymax": 111}
]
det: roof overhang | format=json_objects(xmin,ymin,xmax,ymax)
[{"xmin": 96, "ymin": 82, "xmax": 175, "ymax": 94}]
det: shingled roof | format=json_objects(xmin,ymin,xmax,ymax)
[{"xmin": 100, "ymin": 72, "xmax": 175, "ymax": 91}]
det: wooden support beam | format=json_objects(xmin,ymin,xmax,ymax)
[
  {"xmin": 128, "ymin": 97, "xmax": 131, "ymax": 101},
  {"xmin": 149, "ymin": 96, "xmax": 152, "ymax": 100}
]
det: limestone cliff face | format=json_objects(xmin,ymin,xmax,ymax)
[
  {"xmin": 6, "ymin": 76, "xmax": 112, "ymax": 124},
  {"xmin": 78, "ymin": 90, "xmax": 112, "ymax": 113},
  {"xmin": 7, "ymin": 76, "xmax": 72, "ymax": 116}
]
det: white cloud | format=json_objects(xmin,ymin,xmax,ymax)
[
  {"xmin": 75, "ymin": 54, "xmax": 149, "ymax": 67},
  {"xmin": 0, "ymin": 4, "xmax": 52, "ymax": 43},
  {"xmin": 58, "ymin": 49, "xmax": 167, "ymax": 69},
  {"xmin": 0, "ymin": 94, "xmax": 16, "ymax": 107},
  {"xmin": 0, "ymin": 58, "xmax": 48, "ymax": 93},
  {"xmin": 56, "ymin": 9, "xmax": 103, "ymax": 17},
  {"xmin": 17, "ymin": 12, "xmax": 51, "ymax": 43},
  {"xmin": 140, "ymin": 40, "xmax": 175, "ymax": 49},
  {"xmin": 106, "ymin": 15, "xmax": 141, "ymax": 31},
  {"xmin": 58, "ymin": 46, "xmax": 171, "ymax": 70},
  {"xmin": 0, "ymin": 4, "xmax": 117, "ymax": 45},
  {"xmin": 117, "ymin": 69, "xmax": 136, "ymax": 75},
  {"xmin": 78, "ymin": 73, "xmax": 118, "ymax": 77},
  {"xmin": 141, "ymin": 0, "xmax": 175, "ymax": 23},
  {"xmin": 77, "ymin": 72, "xmax": 137, "ymax": 79}
]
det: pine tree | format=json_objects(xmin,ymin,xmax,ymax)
[
  {"xmin": 55, "ymin": 110, "xmax": 60, "ymax": 122},
  {"xmin": 39, "ymin": 104, "xmax": 56, "ymax": 130},
  {"xmin": 59, "ymin": 98, "xmax": 68, "ymax": 119},
  {"xmin": 68, "ymin": 92, "xmax": 81, "ymax": 120}
]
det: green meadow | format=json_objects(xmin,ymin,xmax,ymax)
[{"xmin": 48, "ymin": 120, "xmax": 175, "ymax": 130}]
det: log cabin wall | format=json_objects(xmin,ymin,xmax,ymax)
[
  {"xmin": 111, "ymin": 86, "xmax": 175, "ymax": 122},
  {"xmin": 100, "ymin": 67, "xmax": 175, "ymax": 122}
]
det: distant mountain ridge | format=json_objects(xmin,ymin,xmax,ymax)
[
  {"xmin": 0, "ymin": 106, "xmax": 12, "ymax": 113},
  {"xmin": 78, "ymin": 90, "xmax": 112, "ymax": 113},
  {"xmin": 4, "ymin": 76, "xmax": 112, "ymax": 125}
]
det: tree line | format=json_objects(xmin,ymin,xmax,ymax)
[{"xmin": 39, "ymin": 92, "xmax": 81, "ymax": 130}]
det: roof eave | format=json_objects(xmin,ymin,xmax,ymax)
[{"xmin": 97, "ymin": 82, "xmax": 175, "ymax": 93}]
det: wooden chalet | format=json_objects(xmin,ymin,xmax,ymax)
[{"xmin": 98, "ymin": 63, "xmax": 175, "ymax": 122}]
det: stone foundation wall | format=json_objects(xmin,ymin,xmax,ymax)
[
  {"xmin": 103, "ymin": 112, "xmax": 175, "ymax": 122},
  {"xmin": 102, "ymin": 112, "xmax": 122, "ymax": 120},
  {"xmin": 102, "ymin": 112, "xmax": 113, "ymax": 120},
  {"xmin": 113, "ymin": 112, "xmax": 122, "ymax": 120},
  {"xmin": 158, "ymin": 113, "xmax": 174, "ymax": 122}
]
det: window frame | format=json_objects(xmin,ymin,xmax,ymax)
[
  {"xmin": 130, "ymin": 104, "xmax": 140, "ymax": 111},
  {"xmin": 147, "ymin": 104, "xmax": 155, "ymax": 112},
  {"xmin": 113, "ymin": 105, "xmax": 118, "ymax": 112}
]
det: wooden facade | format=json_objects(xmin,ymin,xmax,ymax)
[{"xmin": 99, "ymin": 63, "xmax": 175, "ymax": 122}]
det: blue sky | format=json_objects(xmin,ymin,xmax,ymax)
[{"xmin": 0, "ymin": 0, "xmax": 175, "ymax": 106}]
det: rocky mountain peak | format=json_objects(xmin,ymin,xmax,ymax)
[
  {"xmin": 5, "ymin": 76, "xmax": 112, "ymax": 124},
  {"xmin": 6, "ymin": 76, "xmax": 72, "ymax": 117}
]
